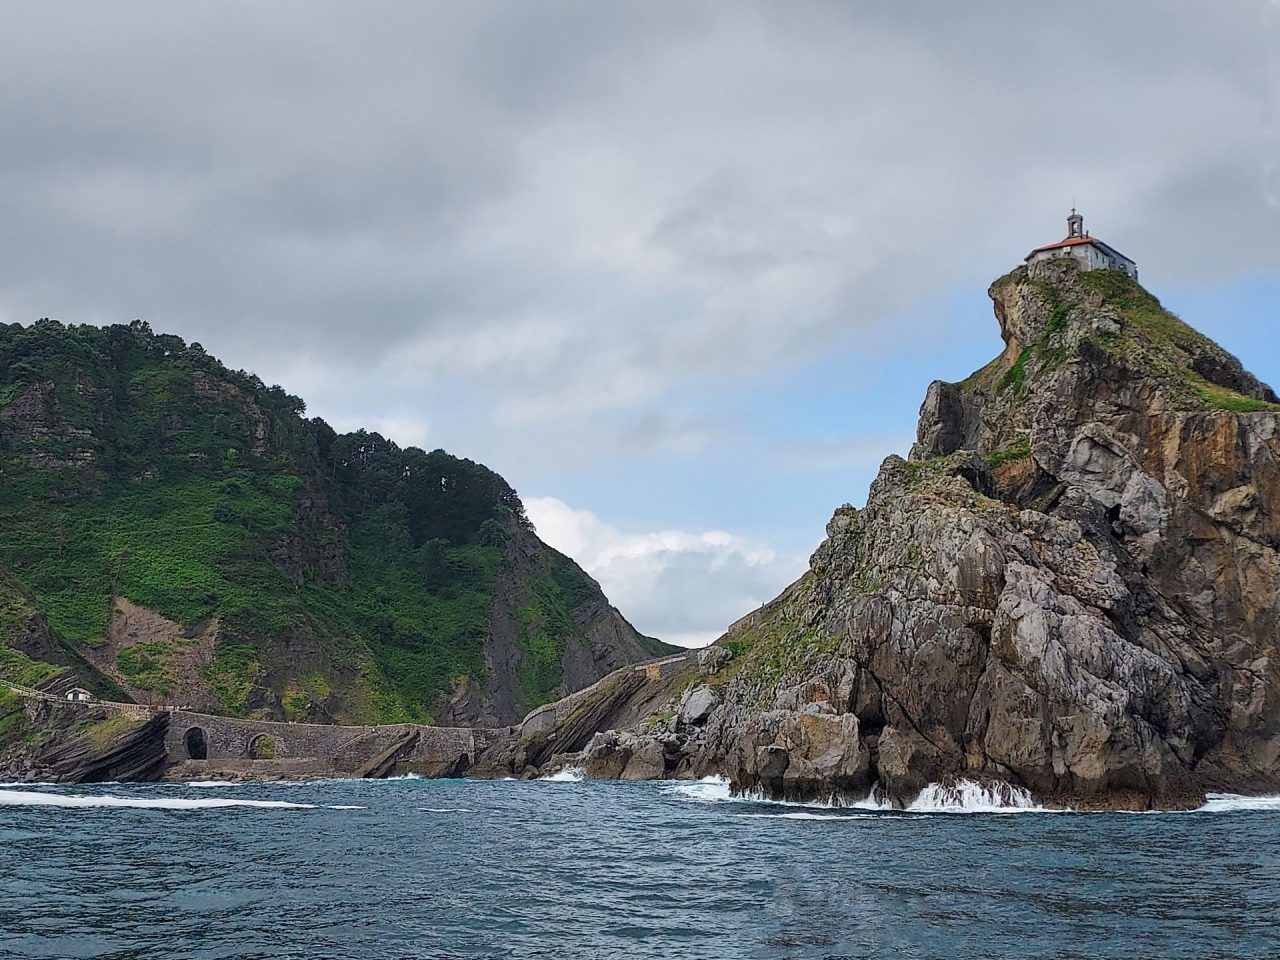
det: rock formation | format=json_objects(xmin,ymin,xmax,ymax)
[
  {"xmin": 537, "ymin": 259, "xmax": 1280, "ymax": 810},
  {"xmin": 0, "ymin": 701, "xmax": 169, "ymax": 784}
]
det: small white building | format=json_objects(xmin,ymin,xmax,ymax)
[
  {"xmin": 65, "ymin": 687, "xmax": 93, "ymax": 703},
  {"xmin": 1025, "ymin": 210, "xmax": 1137, "ymax": 280}
]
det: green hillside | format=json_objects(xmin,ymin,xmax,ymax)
[{"xmin": 0, "ymin": 319, "xmax": 669, "ymax": 724}]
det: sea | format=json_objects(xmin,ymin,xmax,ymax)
[{"xmin": 1, "ymin": 773, "xmax": 1277, "ymax": 960}]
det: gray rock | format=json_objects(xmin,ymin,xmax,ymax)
[
  {"xmin": 678, "ymin": 684, "xmax": 718, "ymax": 726},
  {"xmin": 619, "ymin": 738, "xmax": 666, "ymax": 781},
  {"xmin": 695, "ymin": 646, "xmax": 732, "ymax": 675}
]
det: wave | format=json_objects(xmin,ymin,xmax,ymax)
[
  {"xmin": 183, "ymin": 780, "xmax": 239, "ymax": 788},
  {"xmin": 538, "ymin": 768, "xmax": 584, "ymax": 782},
  {"xmin": 418, "ymin": 807, "xmax": 472, "ymax": 813},
  {"xmin": 1198, "ymin": 793, "xmax": 1280, "ymax": 813},
  {"xmin": 660, "ymin": 775, "xmax": 1051, "ymax": 813},
  {"xmin": 661, "ymin": 776, "xmax": 733, "ymax": 802},
  {"xmin": 0, "ymin": 789, "xmax": 317, "ymax": 810},
  {"xmin": 736, "ymin": 811, "xmax": 883, "ymax": 821},
  {"xmin": 661, "ymin": 776, "xmax": 884, "ymax": 810},
  {"xmin": 907, "ymin": 779, "xmax": 1047, "ymax": 813}
]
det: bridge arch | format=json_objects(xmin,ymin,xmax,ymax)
[
  {"xmin": 184, "ymin": 726, "xmax": 208, "ymax": 760},
  {"xmin": 248, "ymin": 734, "xmax": 277, "ymax": 760}
]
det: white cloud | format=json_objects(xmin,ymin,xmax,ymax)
[{"xmin": 526, "ymin": 495, "xmax": 806, "ymax": 648}]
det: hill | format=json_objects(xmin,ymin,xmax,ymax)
[{"xmin": 0, "ymin": 319, "xmax": 671, "ymax": 727}]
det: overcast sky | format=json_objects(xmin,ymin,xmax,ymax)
[{"xmin": 2, "ymin": 1, "xmax": 1278, "ymax": 645}]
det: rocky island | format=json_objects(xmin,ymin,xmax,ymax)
[{"xmin": 507, "ymin": 258, "xmax": 1280, "ymax": 811}]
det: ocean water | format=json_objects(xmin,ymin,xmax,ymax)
[{"xmin": 1, "ymin": 775, "xmax": 1278, "ymax": 960}]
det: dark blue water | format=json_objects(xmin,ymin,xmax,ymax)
[{"xmin": 1, "ymin": 775, "xmax": 1277, "ymax": 960}]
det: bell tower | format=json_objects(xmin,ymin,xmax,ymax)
[{"xmin": 1067, "ymin": 208, "xmax": 1084, "ymax": 238}]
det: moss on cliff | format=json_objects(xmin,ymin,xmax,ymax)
[
  {"xmin": 988, "ymin": 437, "xmax": 1031, "ymax": 468},
  {"xmin": 83, "ymin": 713, "xmax": 142, "ymax": 751},
  {"xmin": 1074, "ymin": 269, "xmax": 1279, "ymax": 414}
]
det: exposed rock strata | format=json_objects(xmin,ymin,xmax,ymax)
[
  {"xmin": 0, "ymin": 703, "xmax": 169, "ymax": 783},
  {"xmin": 532, "ymin": 260, "xmax": 1280, "ymax": 810}
]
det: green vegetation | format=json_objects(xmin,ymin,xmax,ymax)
[
  {"xmin": 83, "ymin": 714, "xmax": 140, "ymax": 750},
  {"xmin": 997, "ymin": 347, "xmax": 1031, "ymax": 393},
  {"xmin": 1077, "ymin": 270, "xmax": 1280, "ymax": 413},
  {"xmin": 0, "ymin": 645, "xmax": 64, "ymax": 688},
  {"xmin": 0, "ymin": 576, "xmax": 66, "ymax": 688},
  {"xmin": 903, "ymin": 453, "xmax": 969, "ymax": 488},
  {"xmin": 513, "ymin": 565, "xmax": 586, "ymax": 708},
  {"xmin": 116, "ymin": 640, "xmax": 181, "ymax": 695},
  {"xmin": 1188, "ymin": 374, "xmax": 1279, "ymax": 413},
  {"xmin": 0, "ymin": 318, "xmax": 634, "ymax": 723},
  {"xmin": 982, "ymin": 267, "xmax": 1275, "ymax": 416},
  {"xmin": 997, "ymin": 299, "xmax": 1077, "ymax": 394},
  {"xmin": 1079, "ymin": 270, "xmax": 1210, "ymax": 355},
  {"xmin": 988, "ymin": 437, "xmax": 1031, "ymax": 468},
  {"xmin": 0, "ymin": 687, "xmax": 27, "ymax": 745},
  {"xmin": 200, "ymin": 642, "xmax": 260, "ymax": 716}
]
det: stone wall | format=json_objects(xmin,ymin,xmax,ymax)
[{"xmin": 162, "ymin": 709, "xmax": 507, "ymax": 771}]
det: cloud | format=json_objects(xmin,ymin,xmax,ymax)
[
  {"xmin": 526, "ymin": 496, "xmax": 806, "ymax": 647},
  {"xmin": 0, "ymin": 2, "xmax": 1275, "ymax": 638},
  {"xmin": 1, "ymin": 3, "xmax": 1273, "ymax": 434}
]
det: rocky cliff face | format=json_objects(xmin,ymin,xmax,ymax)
[
  {"xmin": 566, "ymin": 260, "xmax": 1280, "ymax": 809},
  {"xmin": 0, "ymin": 699, "xmax": 170, "ymax": 784}
]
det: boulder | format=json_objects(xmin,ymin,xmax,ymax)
[
  {"xmin": 695, "ymin": 646, "xmax": 732, "ymax": 675},
  {"xmin": 677, "ymin": 684, "xmax": 718, "ymax": 726}
]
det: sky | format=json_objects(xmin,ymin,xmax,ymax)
[{"xmin": 1, "ymin": 1, "xmax": 1277, "ymax": 646}]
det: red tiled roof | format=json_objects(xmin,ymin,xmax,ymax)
[{"xmin": 1025, "ymin": 234, "xmax": 1132, "ymax": 262}]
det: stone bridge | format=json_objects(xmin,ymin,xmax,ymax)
[
  {"xmin": 162, "ymin": 710, "xmax": 510, "ymax": 779},
  {"xmin": 2, "ymin": 680, "xmax": 509, "ymax": 780},
  {"xmin": 5, "ymin": 653, "xmax": 696, "ymax": 780}
]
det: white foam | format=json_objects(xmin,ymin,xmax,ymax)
[
  {"xmin": 0, "ymin": 789, "xmax": 316, "ymax": 810},
  {"xmin": 1198, "ymin": 793, "xmax": 1280, "ymax": 813},
  {"xmin": 327, "ymin": 805, "xmax": 366, "ymax": 810},
  {"xmin": 538, "ymin": 767, "xmax": 584, "ymax": 782},
  {"xmin": 736, "ymin": 811, "xmax": 882, "ymax": 821},
  {"xmin": 661, "ymin": 776, "xmax": 884, "ymax": 810},
  {"xmin": 418, "ymin": 807, "xmax": 471, "ymax": 813},
  {"xmin": 183, "ymin": 780, "xmax": 239, "ymax": 788},
  {"xmin": 661, "ymin": 776, "xmax": 733, "ymax": 802},
  {"xmin": 907, "ymin": 779, "xmax": 1046, "ymax": 813}
]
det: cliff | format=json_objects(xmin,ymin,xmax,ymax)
[
  {"xmin": 0, "ymin": 320, "xmax": 671, "ymax": 736},
  {"xmin": 549, "ymin": 259, "xmax": 1280, "ymax": 810}
]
